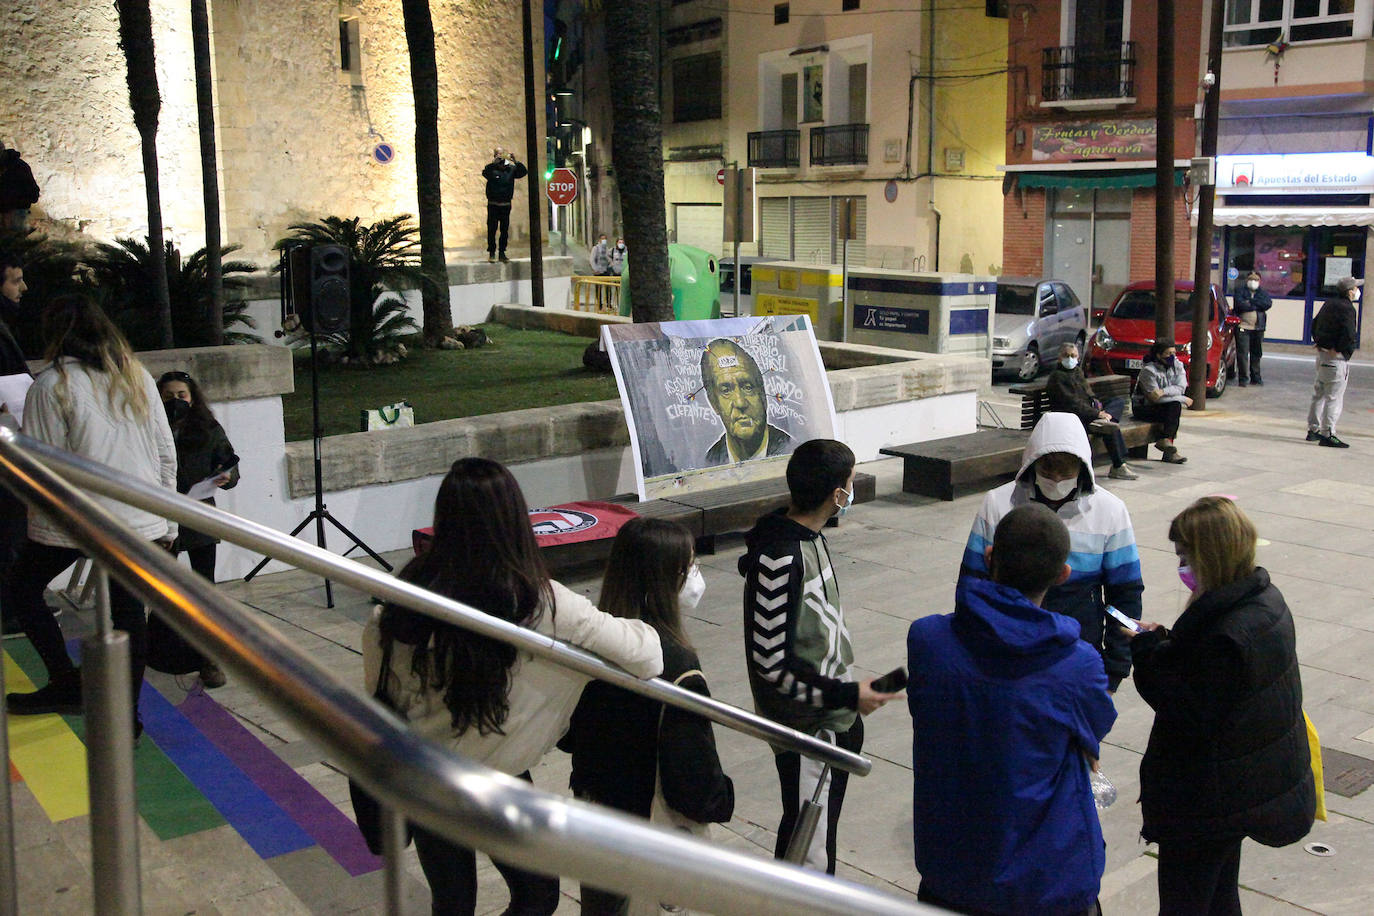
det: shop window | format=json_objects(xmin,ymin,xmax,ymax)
[
  {"xmin": 842, "ymin": 0, "xmax": 860, "ymax": 10},
  {"xmin": 775, "ymin": 4, "xmax": 790, "ymax": 25},
  {"xmin": 1224, "ymin": 0, "xmax": 1360, "ymax": 48},
  {"xmin": 671, "ymin": 52, "xmax": 722, "ymax": 122}
]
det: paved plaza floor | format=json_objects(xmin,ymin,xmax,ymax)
[{"xmin": 8, "ymin": 381, "xmax": 1374, "ymax": 914}]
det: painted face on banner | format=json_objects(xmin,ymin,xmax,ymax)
[{"xmin": 704, "ymin": 343, "xmax": 767, "ymax": 452}]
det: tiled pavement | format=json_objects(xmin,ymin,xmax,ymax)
[{"xmin": 8, "ymin": 391, "xmax": 1374, "ymax": 914}]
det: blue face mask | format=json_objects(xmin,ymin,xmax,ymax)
[
  {"xmin": 1163, "ymin": 355, "xmax": 1177, "ymax": 368},
  {"xmin": 1060, "ymin": 357, "xmax": 1078, "ymax": 371},
  {"xmin": 836, "ymin": 487, "xmax": 854, "ymax": 517}
]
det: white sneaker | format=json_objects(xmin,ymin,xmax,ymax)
[{"xmin": 1109, "ymin": 464, "xmax": 1139, "ymax": 480}]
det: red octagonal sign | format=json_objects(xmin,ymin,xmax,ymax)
[{"xmin": 546, "ymin": 167, "xmax": 578, "ymax": 206}]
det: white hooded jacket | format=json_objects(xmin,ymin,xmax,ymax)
[{"xmin": 957, "ymin": 412, "xmax": 1144, "ymax": 686}]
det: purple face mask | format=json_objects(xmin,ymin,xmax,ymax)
[{"xmin": 1178, "ymin": 564, "xmax": 1198, "ymax": 592}]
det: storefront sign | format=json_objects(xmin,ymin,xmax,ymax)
[
  {"xmin": 1217, "ymin": 153, "xmax": 1374, "ymax": 194},
  {"xmin": 1031, "ymin": 119, "xmax": 1156, "ymax": 162}
]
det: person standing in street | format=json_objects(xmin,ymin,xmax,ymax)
[
  {"xmin": 1233, "ymin": 271, "xmax": 1271, "ymax": 387},
  {"xmin": 909, "ymin": 503, "xmax": 1117, "ymax": 916},
  {"xmin": 589, "ymin": 233, "xmax": 612, "ymax": 276},
  {"xmin": 738, "ymin": 438, "xmax": 901, "ymax": 874},
  {"xmin": 481, "ymin": 147, "xmax": 526, "ymax": 263},
  {"xmin": 1307, "ymin": 275, "xmax": 1360, "ymax": 448},
  {"xmin": 1130, "ymin": 496, "xmax": 1314, "ymax": 914},
  {"xmin": 0, "ymin": 142, "xmax": 40, "ymax": 232},
  {"xmin": 610, "ymin": 237, "xmax": 626, "ymax": 276},
  {"xmin": 958, "ymin": 413, "xmax": 1144, "ymax": 693},
  {"xmin": 0, "ymin": 252, "xmax": 33, "ymax": 639}
]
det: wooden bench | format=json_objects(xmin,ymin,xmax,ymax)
[
  {"xmin": 414, "ymin": 473, "xmax": 879, "ymax": 573},
  {"xmin": 879, "ymin": 375, "xmax": 1160, "ymax": 501}
]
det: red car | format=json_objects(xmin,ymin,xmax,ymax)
[{"xmin": 1087, "ymin": 281, "xmax": 1240, "ymax": 397}]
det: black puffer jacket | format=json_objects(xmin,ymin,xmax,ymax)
[
  {"xmin": 1045, "ymin": 365, "xmax": 1099, "ymax": 425},
  {"xmin": 1131, "ymin": 568, "xmax": 1315, "ymax": 846}
]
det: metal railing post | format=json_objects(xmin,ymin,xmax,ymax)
[
  {"xmin": 83, "ymin": 568, "xmax": 142, "ymax": 915},
  {"xmin": 382, "ymin": 806, "xmax": 407, "ymax": 914},
  {"xmin": 782, "ymin": 763, "xmax": 830, "ymax": 866},
  {"xmin": 0, "ymin": 610, "xmax": 17, "ymax": 916}
]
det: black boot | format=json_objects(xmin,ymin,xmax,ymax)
[{"xmin": 7, "ymin": 669, "xmax": 83, "ymax": 716}]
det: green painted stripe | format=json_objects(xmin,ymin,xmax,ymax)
[{"xmin": 5, "ymin": 638, "xmax": 225, "ymax": 839}]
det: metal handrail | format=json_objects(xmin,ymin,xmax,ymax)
[
  {"xmin": 9, "ymin": 431, "xmax": 870, "ymax": 779},
  {"xmin": 0, "ymin": 430, "xmax": 932, "ymax": 915}
]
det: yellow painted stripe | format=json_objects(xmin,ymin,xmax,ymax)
[
  {"xmin": 4, "ymin": 652, "xmax": 89, "ymax": 821},
  {"xmin": 799, "ymin": 271, "xmax": 842, "ymax": 288},
  {"xmin": 752, "ymin": 268, "xmax": 777, "ymax": 282}
]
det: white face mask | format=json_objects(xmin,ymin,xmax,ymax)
[
  {"xmin": 1060, "ymin": 356, "xmax": 1078, "ymax": 371},
  {"xmin": 836, "ymin": 486, "xmax": 855, "ymax": 517},
  {"xmin": 679, "ymin": 564, "xmax": 706, "ymax": 609},
  {"xmin": 1247, "ymin": 280, "xmax": 1259, "ymax": 291},
  {"xmin": 1034, "ymin": 472, "xmax": 1078, "ymax": 501},
  {"xmin": 1354, "ymin": 288, "xmax": 1362, "ymax": 302}
]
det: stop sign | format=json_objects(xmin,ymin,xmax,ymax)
[{"xmin": 547, "ymin": 167, "xmax": 578, "ymax": 206}]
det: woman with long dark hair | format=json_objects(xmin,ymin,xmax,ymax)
[
  {"xmin": 560, "ymin": 517, "xmax": 735, "ymax": 915},
  {"xmin": 363, "ymin": 458, "xmax": 663, "ymax": 916},
  {"xmin": 4, "ymin": 295, "xmax": 178, "ymax": 731},
  {"xmin": 1131, "ymin": 340, "xmax": 1191, "ymax": 464},
  {"xmin": 156, "ymin": 370, "xmax": 239, "ymax": 688},
  {"xmin": 1130, "ymin": 497, "xmax": 1315, "ymax": 913}
]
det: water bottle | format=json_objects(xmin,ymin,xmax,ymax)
[{"xmin": 1091, "ymin": 768, "xmax": 1118, "ymax": 809}]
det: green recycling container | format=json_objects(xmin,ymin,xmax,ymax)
[{"xmin": 618, "ymin": 243, "xmax": 721, "ymax": 320}]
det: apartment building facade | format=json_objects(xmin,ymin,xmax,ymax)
[{"xmin": 660, "ymin": 0, "xmax": 1007, "ymax": 275}]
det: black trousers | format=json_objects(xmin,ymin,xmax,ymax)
[
  {"xmin": 175, "ymin": 543, "xmax": 216, "ymax": 669},
  {"xmin": 1156, "ymin": 834, "xmax": 1244, "ymax": 915},
  {"xmin": 1134, "ymin": 400, "xmax": 1183, "ymax": 441},
  {"xmin": 773, "ymin": 714, "xmax": 864, "ymax": 874},
  {"xmin": 1236, "ymin": 328, "xmax": 1264, "ymax": 383},
  {"xmin": 411, "ymin": 770, "xmax": 560, "ymax": 916},
  {"xmin": 7, "ymin": 539, "xmax": 147, "ymax": 707},
  {"xmin": 487, "ymin": 203, "xmax": 512, "ymax": 257}
]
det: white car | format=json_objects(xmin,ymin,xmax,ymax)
[{"xmin": 991, "ymin": 278, "xmax": 1089, "ymax": 381}]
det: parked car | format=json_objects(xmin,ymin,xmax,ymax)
[
  {"xmin": 992, "ymin": 278, "xmax": 1089, "ymax": 380},
  {"xmin": 1086, "ymin": 281, "xmax": 1240, "ymax": 397}
]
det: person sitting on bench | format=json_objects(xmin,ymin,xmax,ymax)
[{"xmin": 1045, "ymin": 343, "xmax": 1139, "ymax": 481}]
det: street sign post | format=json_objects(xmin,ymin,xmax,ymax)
[
  {"xmin": 722, "ymin": 166, "xmax": 756, "ymax": 318},
  {"xmin": 547, "ymin": 167, "xmax": 578, "ymax": 206}
]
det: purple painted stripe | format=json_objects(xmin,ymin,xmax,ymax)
[{"xmin": 178, "ymin": 691, "xmax": 383, "ymax": 876}]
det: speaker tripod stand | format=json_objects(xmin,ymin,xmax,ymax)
[{"xmin": 243, "ymin": 246, "xmax": 392, "ymax": 607}]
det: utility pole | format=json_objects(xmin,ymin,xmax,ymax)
[
  {"xmin": 1155, "ymin": 0, "xmax": 1176, "ymax": 342},
  {"xmin": 1188, "ymin": 0, "xmax": 1225, "ymax": 409},
  {"xmin": 521, "ymin": 0, "xmax": 546, "ymax": 307}
]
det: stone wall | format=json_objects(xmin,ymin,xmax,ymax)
[{"xmin": 1, "ymin": 0, "xmax": 543, "ymax": 262}]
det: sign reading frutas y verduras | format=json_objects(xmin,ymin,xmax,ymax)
[{"xmin": 1032, "ymin": 119, "xmax": 1156, "ymax": 162}]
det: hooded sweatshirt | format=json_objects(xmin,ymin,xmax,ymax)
[
  {"xmin": 908, "ymin": 576, "xmax": 1117, "ymax": 916},
  {"xmin": 738, "ymin": 509, "xmax": 857, "ymax": 737},
  {"xmin": 958, "ymin": 413, "xmax": 1143, "ymax": 688}
]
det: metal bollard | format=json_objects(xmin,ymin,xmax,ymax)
[
  {"xmin": 782, "ymin": 763, "xmax": 830, "ymax": 865},
  {"xmin": 84, "ymin": 569, "xmax": 141, "ymax": 915}
]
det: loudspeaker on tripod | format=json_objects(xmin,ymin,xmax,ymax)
[{"xmin": 289, "ymin": 244, "xmax": 351, "ymax": 334}]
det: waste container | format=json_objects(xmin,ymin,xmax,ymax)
[
  {"xmin": 749, "ymin": 262, "xmax": 845, "ymax": 340},
  {"xmin": 619, "ymin": 244, "xmax": 721, "ymax": 320},
  {"xmin": 845, "ymin": 270, "xmax": 995, "ymax": 355}
]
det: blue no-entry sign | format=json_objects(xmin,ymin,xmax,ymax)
[{"xmin": 373, "ymin": 143, "xmax": 396, "ymax": 165}]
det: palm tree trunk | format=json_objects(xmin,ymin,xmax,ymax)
[
  {"xmin": 116, "ymin": 0, "xmax": 174, "ymax": 348},
  {"xmin": 190, "ymin": 0, "xmax": 223, "ymax": 345},
  {"xmin": 604, "ymin": 0, "xmax": 672, "ymax": 323},
  {"xmin": 401, "ymin": 0, "xmax": 453, "ymax": 346}
]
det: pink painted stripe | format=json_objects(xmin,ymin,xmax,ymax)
[{"xmin": 177, "ymin": 691, "xmax": 382, "ymax": 876}]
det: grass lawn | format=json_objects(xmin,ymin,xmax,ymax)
[{"xmin": 282, "ymin": 323, "xmax": 619, "ymax": 441}]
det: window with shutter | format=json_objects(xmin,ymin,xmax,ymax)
[
  {"xmin": 760, "ymin": 198, "xmax": 791, "ymax": 259},
  {"xmin": 793, "ymin": 197, "xmax": 832, "ymax": 263}
]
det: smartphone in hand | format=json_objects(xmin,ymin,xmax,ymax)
[
  {"xmin": 1105, "ymin": 605, "xmax": 1141, "ymax": 633},
  {"xmin": 870, "ymin": 666, "xmax": 908, "ymax": 694}
]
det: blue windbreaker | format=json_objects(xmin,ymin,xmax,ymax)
[{"xmin": 907, "ymin": 576, "xmax": 1118, "ymax": 916}]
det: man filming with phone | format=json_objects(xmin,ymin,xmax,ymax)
[{"xmin": 908, "ymin": 503, "xmax": 1117, "ymax": 915}]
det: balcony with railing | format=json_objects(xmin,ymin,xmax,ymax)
[
  {"xmin": 1041, "ymin": 42, "xmax": 1136, "ymax": 107},
  {"xmin": 809, "ymin": 123, "xmax": 869, "ymax": 167},
  {"xmin": 747, "ymin": 129, "xmax": 801, "ymax": 168}
]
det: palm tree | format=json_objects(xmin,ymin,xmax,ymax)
[
  {"xmin": 604, "ymin": 0, "xmax": 673, "ymax": 322},
  {"xmin": 400, "ymin": 0, "xmax": 454, "ymax": 346},
  {"xmin": 190, "ymin": 0, "xmax": 224, "ymax": 344},
  {"xmin": 114, "ymin": 0, "xmax": 174, "ymax": 348}
]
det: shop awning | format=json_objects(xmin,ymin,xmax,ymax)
[
  {"xmin": 1014, "ymin": 170, "xmax": 1183, "ymax": 190},
  {"xmin": 1205, "ymin": 206, "xmax": 1374, "ymax": 227}
]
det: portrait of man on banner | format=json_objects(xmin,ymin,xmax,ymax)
[{"xmin": 602, "ymin": 315, "xmax": 837, "ymax": 499}]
